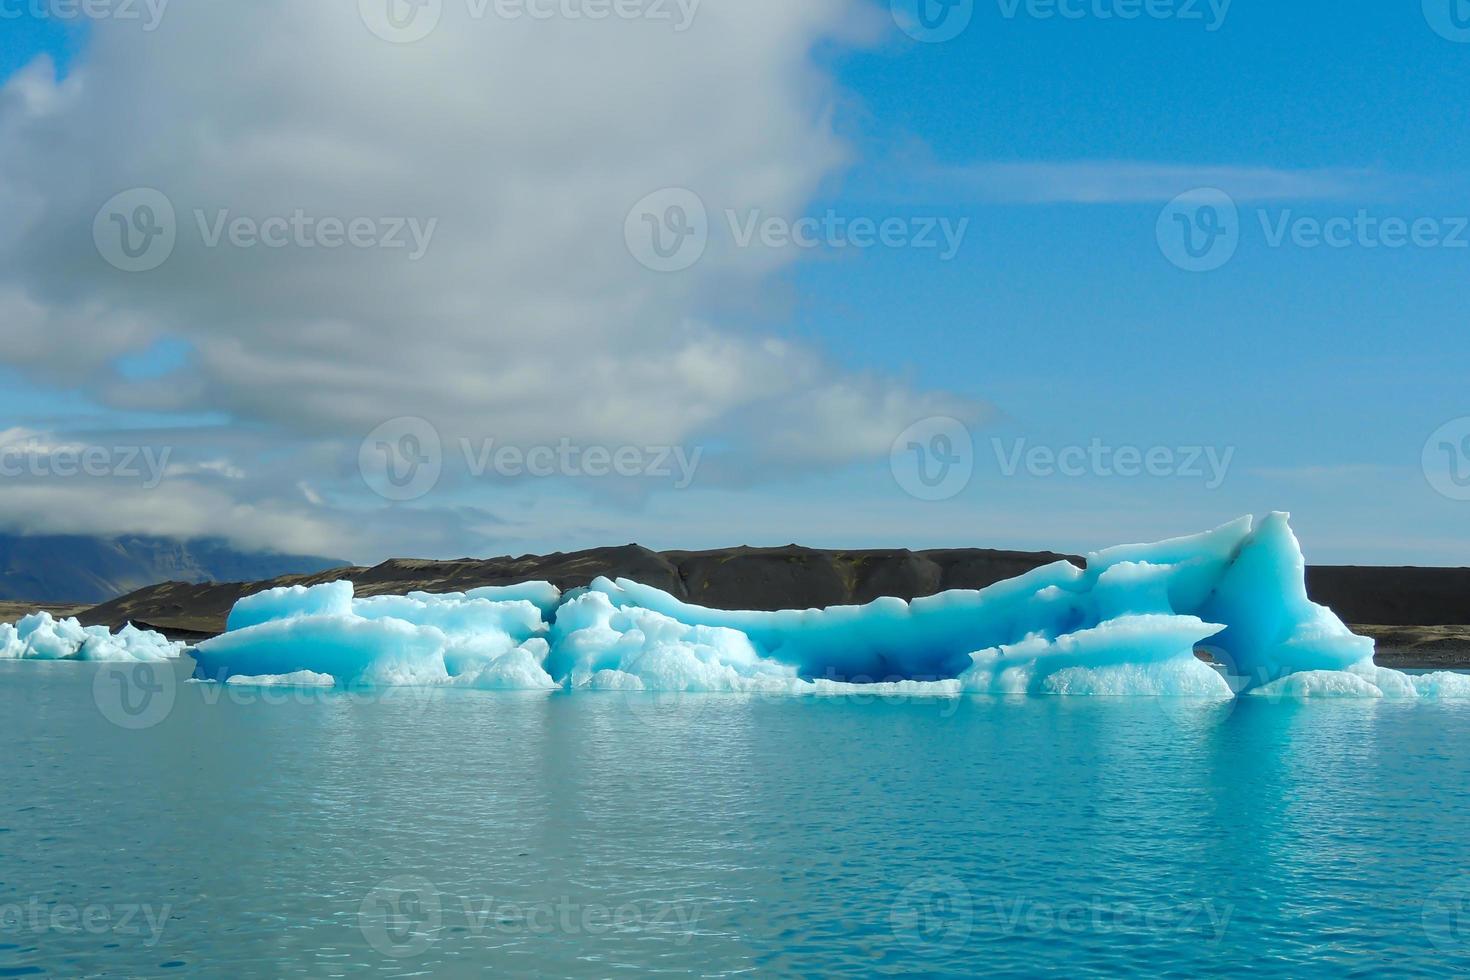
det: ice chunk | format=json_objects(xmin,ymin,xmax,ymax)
[
  {"xmin": 570, "ymin": 513, "xmax": 1366, "ymax": 693},
  {"xmin": 1249, "ymin": 662, "xmax": 1470, "ymax": 699},
  {"xmin": 226, "ymin": 581, "xmax": 354, "ymax": 631},
  {"xmin": 574, "ymin": 562, "xmax": 1090, "ymax": 684},
  {"xmin": 186, "ymin": 512, "xmax": 1426, "ymax": 700},
  {"xmin": 354, "ymin": 592, "xmax": 545, "ymax": 646},
  {"xmin": 197, "ymin": 581, "xmax": 556, "ymax": 689},
  {"xmin": 1084, "ymin": 516, "xmax": 1253, "ymax": 614},
  {"xmin": 551, "ymin": 590, "xmax": 799, "ymax": 692},
  {"xmin": 226, "ymin": 670, "xmax": 337, "ymax": 688},
  {"xmin": 1198, "ymin": 513, "xmax": 1373, "ymax": 686},
  {"xmin": 1249, "ymin": 670, "xmax": 1386, "ymax": 699},
  {"xmin": 463, "ymin": 582, "xmax": 562, "ymax": 619},
  {"xmin": 1408, "ymin": 671, "xmax": 1470, "ymax": 699},
  {"xmin": 197, "ymin": 614, "xmax": 453, "ymax": 686},
  {"xmin": 958, "ymin": 614, "xmax": 1232, "ymax": 696},
  {"xmin": 0, "ymin": 612, "xmax": 183, "ymax": 662}
]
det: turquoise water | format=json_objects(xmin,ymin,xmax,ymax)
[{"xmin": 4, "ymin": 658, "xmax": 1470, "ymax": 977}]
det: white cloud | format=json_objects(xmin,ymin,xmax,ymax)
[{"xmin": 0, "ymin": 0, "xmax": 979, "ymax": 552}]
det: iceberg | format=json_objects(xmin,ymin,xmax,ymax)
[
  {"xmin": 0, "ymin": 613, "xmax": 184, "ymax": 662},
  {"xmin": 186, "ymin": 513, "xmax": 1469, "ymax": 699},
  {"xmin": 196, "ymin": 586, "xmax": 557, "ymax": 689}
]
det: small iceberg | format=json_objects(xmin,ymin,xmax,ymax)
[{"xmin": 0, "ymin": 612, "xmax": 184, "ymax": 663}]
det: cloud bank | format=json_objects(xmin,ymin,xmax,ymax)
[{"xmin": 0, "ymin": 0, "xmax": 979, "ymax": 557}]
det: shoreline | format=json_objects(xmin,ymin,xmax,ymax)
[{"xmin": 1354, "ymin": 625, "xmax": 1470, "ymax": 671}]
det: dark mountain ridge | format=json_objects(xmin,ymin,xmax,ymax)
[{"xmin": 0, "ymin": 534, "xmax": 346, "ymax": 604}]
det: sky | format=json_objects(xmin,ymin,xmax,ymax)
[{"xmin": 0, "ymin": 0, "xmax": 1467, "ymax": 566}]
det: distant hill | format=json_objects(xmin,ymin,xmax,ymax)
[{"xmin": 0, "ymin": 534, "xmax": 347, "ymax": 603}]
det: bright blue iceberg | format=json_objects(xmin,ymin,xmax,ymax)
[{"xmin": 190, "ymin": 513, "xmax": 1470, "ymax": 698}]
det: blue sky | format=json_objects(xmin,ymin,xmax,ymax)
[{"xmin": 0, "ymin": 1, "xmax": 1467, "ymax": 565}]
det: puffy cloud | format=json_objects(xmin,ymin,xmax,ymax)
[{"xmin": 0, "ymin": 0, "xmax": 979, "ymax": 552}]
